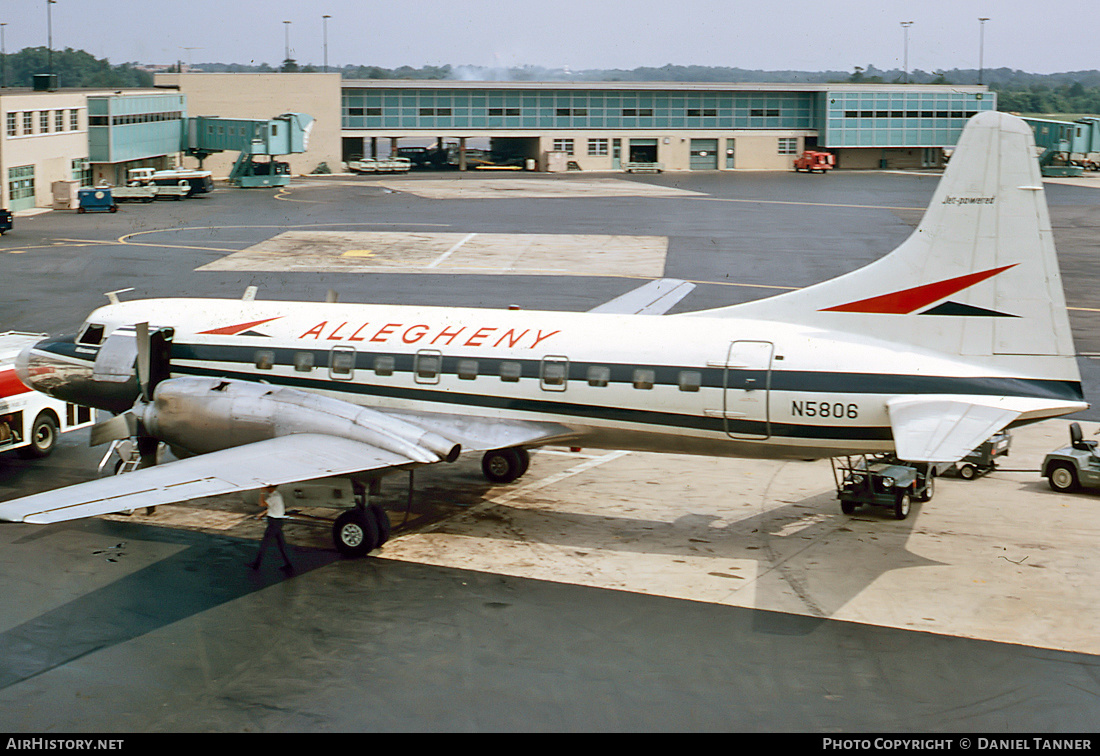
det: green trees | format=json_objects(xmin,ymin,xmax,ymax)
[{"xmin": 1, "ymin": 47, "xmax": 151, "ymax": 88}]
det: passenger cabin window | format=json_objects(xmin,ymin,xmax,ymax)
[
  {"xmin": 78, "ymin": 323, "xmax": 105, "ymax": 345},
  {"xmin": 374, "ymin": 355, "xmax": 395, "ymax": 376},
  {"xmin": 254, "ymin": 350, "xmax": 275, "ymax": 370},
  {"xmin": 678, "ymin": 370, "xmax": 702, "ymax": 392},
  {"xmin": 500, "ymin": 361, "xmax": 522, "ymax": 382},
  {"xmin": 414, "ymin": 350, "xmax": 442, "ymax": 383},
  {"xmin": 541, "ymin": 357, "xmax": 568, "ymax": 391},
  {"xmin": 293, "ymin": 351, "xmax": 315, "ymax": 372},
  {"xmin": 633, "ymin": 369, "xmax": 656, "ymax": 390},
  {"xmin": 330, "ymin": 348, "xmax": 356, "ymax": 380},
  {"xmin": 586, "ymin": 365, "xmax": 610, "ymax": 387},
  {"xmin": 457, "ymin": 359, "xmax": 479, "ymax": 380}
]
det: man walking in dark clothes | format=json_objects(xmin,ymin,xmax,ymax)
[{"xmin": 249, "ymin": 484, "xmax": 294, "ymax": 572}]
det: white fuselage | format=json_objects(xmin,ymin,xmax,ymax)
[{"xmin": 61, "ymin": 298, "xmax": 1082, "ymax": 460}]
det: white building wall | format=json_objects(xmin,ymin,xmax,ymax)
[
  {"xmin": 155, "ymin": 73, "xmax": 343, "ymax": 178},
  {"xmin": 0, "ymin": 91, "xmax": 87, "ymax": 209}
]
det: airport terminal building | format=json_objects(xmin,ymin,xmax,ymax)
[
  {"xmin": 157, "ymin": 73, "xmax": 995, "ymax": 175},
  {"xmin": 0, "ymin": 74, "xmax": 995, "ymax": 208},
  {"xmin": 336, "ymin": 80, "xmax": 995, "ymax": 171}
]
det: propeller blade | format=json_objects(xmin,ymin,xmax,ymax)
[
  {"xmin": 135, "ymin": 322, "xmax": 151, "ymax": 401},
  {"xmin": 89, "ymin": 412, "xmax": 136, "ymax": 447}
]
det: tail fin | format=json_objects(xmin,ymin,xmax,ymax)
[{"xmin": 696, "ymin": 112, "xmax": 1078, "ymax": 380}]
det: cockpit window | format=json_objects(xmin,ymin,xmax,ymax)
[{"xmin": 78, "ymin": 323, "xmax": 106, "ymax": 345}]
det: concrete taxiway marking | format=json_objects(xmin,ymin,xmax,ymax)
[
  {"xmin": 199, "ymin": 231, "xmax": 668, "ymax": 277},
  {"xmin": 427, "ymin": 232, "xmax": 477, "ymax": 268}
]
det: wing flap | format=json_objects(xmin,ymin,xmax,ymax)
[
  {"xmin": 382, "ymin": 411, "xmax": 577, "ymax": 452},
  {"xmin": 588, "ymin": 278, "xmax": 696, "ymax": 315},
  {"xmin": 0, "ymin": 434, "xmax": 413, "ymax": 525}
]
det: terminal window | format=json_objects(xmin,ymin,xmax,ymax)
[
  {"xmin": 5, "ymin": 113, "xmax": 15, "ymax": 137},
  {"xmin": 778, "ymin": 137, "xmax": 798, "ymax": 155},
  {"xmin": 587, "ymin": 139, "xmax": 609, "ymax": 156},
  {"xmin": 552, "ymin": 138, "xmax": 574, "ymax": 154},
  {"xmin": 8, "ymin": 165, "xmax": 34, "ymax": 201}
]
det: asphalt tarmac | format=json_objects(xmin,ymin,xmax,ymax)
[{"xmin": 1, "ymin": 169, "xmax": 1100, "ymax": 733}]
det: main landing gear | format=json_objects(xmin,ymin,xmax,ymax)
[
  {"xmin": 334, "ymin": 446, "xmax": 533, "ymax": 558},
  {"xmin": 333, "ymin": 503, "xmax": 392, "ymax": 558},
  {"xmin": 481, "ymin": 446, "xmax": 530, "ymax": 484},
  {"xmin": 332, "ymin": 480, "xmax": 393, "ymax": 558}
]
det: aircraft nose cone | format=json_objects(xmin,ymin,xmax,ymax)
[
  {"xmin": 14, "ymin": 338, "xmax": 48, "ymax": 392},
  {"xmin": 15, "ymin": 335, "xmax": 92, "ymax": 403}
]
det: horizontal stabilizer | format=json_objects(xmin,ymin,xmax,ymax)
[
  {"xmin": 888, "ymin": 397, "xmax": 1020, "ymax": 463},
  {"xmin": 589, "ymin": 278, "xmax": 696, "ymax": 315},
  {"xmin": 888, "ymin": 394, "xmax": 1087, "ymax": 462},
  {"xmin": 0, "ymin": 434, "xmax": 414, "ymax": 525}
]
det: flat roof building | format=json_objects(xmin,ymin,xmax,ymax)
[
  {"xmin": 0, "ymin": 76, "xmax": 999, "ymax": 210},
  {"xmin": 156, "ymin": 74, "xmax": 993, "ymax": 175},
  {"xmin": 335, "ymin": 80, "xmax": 994, "ymax": 171},
  {"xmin": 0, "ymin": 87, "xmax": 187, "ymax": 211}
]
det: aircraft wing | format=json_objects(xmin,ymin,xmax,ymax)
[
  {"xmin": 588, "ymin": 278, "xmax": 696, "ymax": 315},
  {"xmin": 0, "ymin": 433, "xmax": 415, "ymax": 525},
  {"xmin": 380, "ymin": 411, "xmax": 577, "ymax": 453},
  {"xmin": 887, "ymin": 395, "xmax": 1086, "ymax": 463}
]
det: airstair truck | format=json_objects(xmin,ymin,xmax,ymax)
[{"xmin": 0, "ymin": 333, "xmax": 94, "ymax": 459}]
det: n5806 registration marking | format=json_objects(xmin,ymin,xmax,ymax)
[{"xmin": 791, "ymin": 400, "xmax": 859, "ymax": 419}]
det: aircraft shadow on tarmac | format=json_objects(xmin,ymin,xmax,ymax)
[
  {"xmin": 0, "ymin": 517, "xmax": 343, "ymax": 692},
  {"xmin": 374, "ymin": 461, "xmax": 942, "ymax": 637}
]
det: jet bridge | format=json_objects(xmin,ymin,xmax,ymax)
[
  {"xmin": 185, "ymin": 112, "xmax": 314, "ymax": 188},
  {"xmin": 1024, "ymin": 116, "xmax": 1100, "ymax": 177}
]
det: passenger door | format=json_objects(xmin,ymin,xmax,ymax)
[{"xmin": 723, "ymin": 340, "xmax": 773, "ymax": 439}]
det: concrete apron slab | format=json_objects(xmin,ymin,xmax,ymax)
[
  {"xmin": 364, "ymin": 177, "xmax": 705, "ymax": 200},
  {"xmin": 198, "ymin": 231, "xmax": 668, "ymax": 277},
  {"xmin": 378, "ymin": 419, "xmax": 1100, "ymax": 657}
]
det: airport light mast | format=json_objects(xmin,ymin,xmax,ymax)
[{"xmin": 900, "ymin": 21, "xmax": 913, "ymax": 83}]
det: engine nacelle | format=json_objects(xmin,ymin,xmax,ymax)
[{"xmin": 138, "ymin": 376, "xmax": 461, "ymax": 463}]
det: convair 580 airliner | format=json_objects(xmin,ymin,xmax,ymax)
[{"xmin": 0, "ymin": 112, "xmax": 1087, "ymax": 555}]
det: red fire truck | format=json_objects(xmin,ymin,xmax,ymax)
[{"xmin": 0, "ymin": 332, "xmax": 94, "ymax": 459}]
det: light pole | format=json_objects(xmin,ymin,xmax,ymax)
[
  {"xmin": 47, "ymin": 0, "xmax": 56, "ymax": 75},
  {"xmin": 1, "ymin": 24, "xmax": 7, "ymax": 88},
  {"xmin": 323, "ymin": 15, "xmax": 331, "ymax": 73},
  {"xmin": 283, "ymin": 20, "xmax": 291, "ymax": 63},
  {"xmin": 900, "ymin": 21, "xmax": 913, "ymax": 83},
  {"xmin": 979, "ymin": 17, "xmax": 989, "ymax": 85}
]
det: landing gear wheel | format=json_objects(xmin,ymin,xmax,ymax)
[
  {"xmin": 18, "ymin": 413, "xmax": 57, "ymax": 459},
  {"xmin": 958, "ymin": 463, "xmax": 977, "ymax": 480},
  {"xmin": 1048, "ymin": 463, "xmax": 1080, "ymax": 493},
  {"xmin": 333, "ymin": 508, "xmax": 379, "ymax": 558},
  {"xmin": 893, "ymin": 491, "xmax": 912, "ymax": 521},
  {"xmin": 918, "ymin": 470, "xmax": 935, "ymax": 502},
  {"xmin": 481, "ymin": 447, "xmax": 528, "ymax": 484},
  {"xmin": 369, "ymin": 503, "xmax": 391, "ymax": 548}
]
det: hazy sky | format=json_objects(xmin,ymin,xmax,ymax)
[{"xmin": 3, "ymin": 0, "xmax": 1097, "ymax": 75}]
